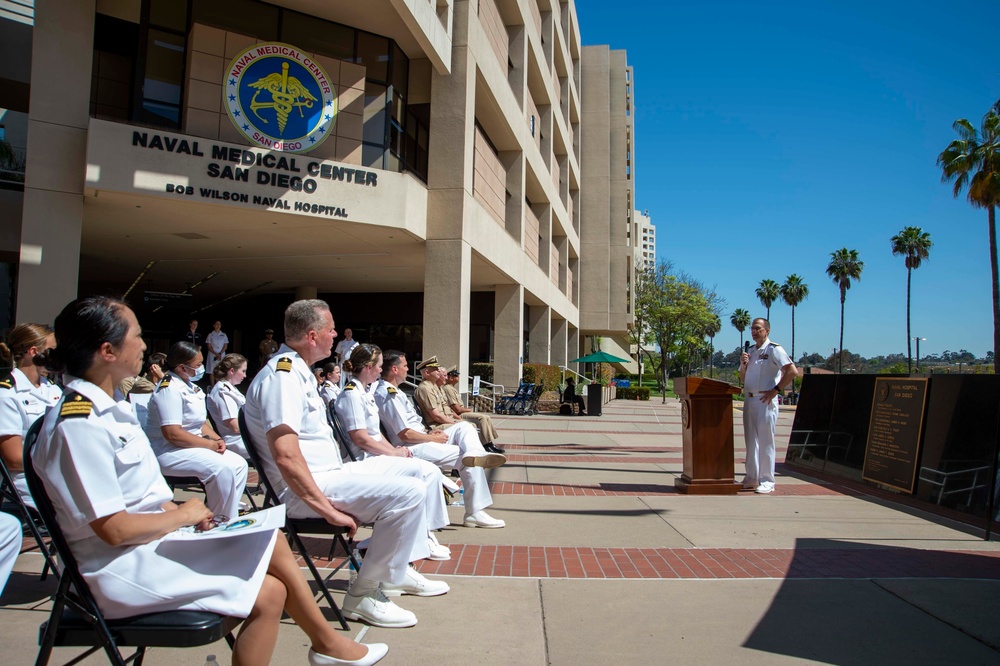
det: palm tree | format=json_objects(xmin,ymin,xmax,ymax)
[
  {"xmin": 730, "ymin": 308, "xmax": 751, "ymax": 350},
  {"xmin": 826, "ymin": 248, "xmax": 864, "ymax": 373},
  {"xmin": 755, "ymin": 279, "xmax": 781, "ymax": 321},
  {"xmin": 938, "ymin": 104, "xmax": 1000, "ymax": 373},
  {"xmin": 779, "ymin": 275, "xmax": 809, "ymax": 361},
  {"xmin": 890, "ymin": 227, "xmax": 932, "ymax": 374},
  {"xmin": 705, "ymin": 313, "xmax": 721, "ymax": 378}
]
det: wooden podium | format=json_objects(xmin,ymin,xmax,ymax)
[{"xmin": 674, "ymin": 377, "xmax": 741, "ymax": 494}]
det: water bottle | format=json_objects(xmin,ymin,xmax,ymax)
[
  {"xmin": 348, "ymin": 547, "xmax": 362, "ymax": 586},
  {"xmin": 204, "ymin": 655, "xmax": 219, "ymax": 666},
  {"xmin": 454, "ymin": 487, "xmax": 465, "ymax": 507}
]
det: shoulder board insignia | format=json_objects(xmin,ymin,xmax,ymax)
[
  {"xmin": 387, "ymin": 385, "xmax": 397, "ymax": 394},
  {"xmin": 0, "ymin": 379, "xmax": 11, "ymax": 390},
  {"xmin": 59, "ymin": 392, "xmax": 93, "ymax": 419},
  {"xmin": 158, "ymin": 375, "xmax": 171, "ymax": 388},
  {"xmin": 276, "ymin": 357, "xmax": 293, "ymax": 373},
  {"xmin": 344, "ymin": 383, "xmax": 355, "ymax": 391}
]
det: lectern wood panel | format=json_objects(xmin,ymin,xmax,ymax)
[{"xmin": 674, "ymin": 377, "xmax": 741, "ymax": 495}]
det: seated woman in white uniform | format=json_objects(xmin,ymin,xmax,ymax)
[
  {"xmin": 32, "ymin": 296, "xmax": 386, "ymax": 666},
  {"xmin": 334, "ymin": 344, "xmax": 452, "ymax": 561},
  {"xmin": 0, "ymin": 323, "xmax": 63, "ymax": 509},
  {"xmin": 207, "ymin": 354, "xmax": 250, "ymax": 460},
  {"xmin": 144, "ymin": 342, "xmax": 248, "ymax": 521},
  {"xmin": 318, "ymin": 361, "xmax": 341, "ymax": 406}
]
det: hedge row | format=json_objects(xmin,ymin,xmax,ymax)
[
  {"xmin": 522, "ymin": 363, "xmax": 562, "ymax": 390},
  {"xmin": 617, "ymin": 386, "xmax": 651, "ymax": 401}
]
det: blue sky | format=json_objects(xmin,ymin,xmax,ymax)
[{"xmin": 576, "ymin": 0, "xmax": 998, "ymax": 360}]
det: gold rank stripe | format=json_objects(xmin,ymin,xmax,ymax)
[{"xmin": 276, "ymin": 357, "xmax": 293, "ymax": 372}]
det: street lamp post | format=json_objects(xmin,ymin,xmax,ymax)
[{"xmin": 913, "ymin": 337, "xmax": 926, "ymax": 373}]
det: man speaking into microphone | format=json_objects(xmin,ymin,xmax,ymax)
[{"xmin": 738, "ymin": 318, "xmax": 797, "ymax": 494}]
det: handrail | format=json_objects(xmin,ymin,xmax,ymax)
[{"xmin": 559, "ymin": 366, "xmax": 590, "ymax": 384}]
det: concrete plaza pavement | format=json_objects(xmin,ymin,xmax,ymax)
[{"xmin": 2, "ymin": 398, "xmax": 1000, "ymax": 664}]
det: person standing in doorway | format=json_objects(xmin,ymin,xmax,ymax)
[
  {"xmin": 334, "ymin": 327, "xmax": 359, "ymax": 389},
  {"xmin": 205, "ymin": 320, "xmax": 229, "ymax": 383}
]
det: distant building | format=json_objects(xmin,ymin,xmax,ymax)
[{"xmin": 634, "ymin": 209, "xmax": 656, "ymax": 271}]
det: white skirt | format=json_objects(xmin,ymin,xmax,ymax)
[{"xmin": 75, "ymin": 528, "xmax": 277, "ymax": 619}]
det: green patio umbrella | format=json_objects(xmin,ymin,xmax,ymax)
[{"xmin": 570, "ymin": 351, "xmax": 631, "ymax": 364}]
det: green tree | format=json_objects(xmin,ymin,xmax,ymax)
[
  {"xmin": 730, "ymin": 308, "xmax": 751, "ymax": 350},
  {"xmin": 938, "ymin": 104, "xmax": 1000, "ymax": 373},
  {"xmin": 779, "ymin": 274, "xmax": 809, "ymax": 361},
  {"xmin": 755, "ymin": 279, "xmax": 781, "ymax": 321},
  {"xmin": 890, "ymin": 226, "xmax": 932, "ymax": 373},
  {"xmin": 826, "ymin": 248, "xmax": 865, "ymax": 373},
  {"xmin": 637, "ymin": 260, "xmax": 722, "ymax": 402}
]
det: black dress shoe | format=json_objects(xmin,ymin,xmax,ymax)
[{"xmin": 485, "ymin": 443, "xmax": 505, "ymax": 454}]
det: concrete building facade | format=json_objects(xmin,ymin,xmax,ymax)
[
  {"xmin": 4, "ymin": 0, "xmax": 634, "ymax": 387},
  {"xmin": 635, "ymin": 209, "xmax": 655, "ymax": 271}
]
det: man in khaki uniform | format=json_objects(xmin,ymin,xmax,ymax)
[{"xmin": 442, "ymin": 366, "xmax": 503, "ymax": 454}]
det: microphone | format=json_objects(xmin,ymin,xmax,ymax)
[{"xmin": 744, "ymin": 341, "xmax": 751, "ymax": 354}]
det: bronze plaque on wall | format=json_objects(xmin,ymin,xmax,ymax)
[{"xmin": 862, "ymin": 378, "xmax": 929, "ymax": 493}]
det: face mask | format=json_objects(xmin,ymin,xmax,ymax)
[{"xmin": 185, "ymin": 364, "xmax": 205, "ymax": 382}]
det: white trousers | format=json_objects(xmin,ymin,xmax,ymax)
[
  {"xmin": 284, "ymin": 458, "xmax": 429, "ymax": 585},
  {"xmin": 410, "ymin": 422, "xmax": 493, "ymax": 515},
  {"xmin": 743, "ymin": 397, "xmax": 778, "ymax": 485},
  {"xmin": 344, "ymin": 456, "xmax": 449, "ymax": 532},
  {"xmin": 154, "ymin": 446, "xmax": 248, "ymax": 520},
  {"xmin": 0, "ymin": 511, "xmax": 21, "ymax": 597}
]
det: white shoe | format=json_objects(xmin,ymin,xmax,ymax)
[
  {"xmin": 463, "ymin": 510, "xmax": 506, "ymax": 528},
  {"xmin": 462, "ymin": 452, "xmax": 507, "ymax": 468},
  {"xmin": 342, "ymin": 588, "xmax": 417, "ymax": 628},
  {"xmin": 381, "ymin": 565, "xmax": 450, "ymax": 597},
  {"xmin": 308, "ymin": 643, "xmax": 389, "ymax": 666},
  {"xmin": 755, "ymin": 482, "xmax": 775, "ymax": 494},
  {"xmin": 426, "ymin": 533, "xmax": 451, "ymax": 561}
]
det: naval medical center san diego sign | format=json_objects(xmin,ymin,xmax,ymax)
[{"xmin": 225, "ymin": 42, "xmax": 336, "ymax": 153}]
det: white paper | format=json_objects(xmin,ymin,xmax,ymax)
[{"xmin": 163, "ymin": 505, "xmax": 286, "ymax": 541}]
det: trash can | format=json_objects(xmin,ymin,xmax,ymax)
[{"xmin": 587, "ymin": 383, "xmax": 603, "ymax": 417}]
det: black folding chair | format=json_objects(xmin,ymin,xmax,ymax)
[
  {"xmin": 0, "ymin": 430, "xmax": 58, "ymax": 581},
  {"xmin": 237, "ymin": 409, "xmax": 358, "ymax": 630},
  {"xmin": 326, "ymin": 403, "xmax": 361, "ymax": 463},
  {"xmin": 22, "ymin": 416, "xmax": 240, "ymax": 666}
]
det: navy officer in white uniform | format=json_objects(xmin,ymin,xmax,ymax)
[
  {"xmin": 739, "ymin": 318, "xmax": 797, "ymax": 494},
  {"xmin": 374, "ymin": 349, "xmax": 507, "ymax": 529},
  {"xmin": 244, "ymin": 299, "xmax": 450, "ymax": 629},
  {"xmin": 145, "ymin": 341, "xmax": 248, "ymax": 520},
  {"xmin": 335, "ymin": 343, "xmax": 454, "ymax": 559}
]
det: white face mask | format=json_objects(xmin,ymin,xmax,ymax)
[{"xmin": 185, "ymin": 364, "xmax": 205, "ymax": 382}]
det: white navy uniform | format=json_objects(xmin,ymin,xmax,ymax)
[
  {"xmin": 207, "ymin": 380, "xmax": 249, "ymax": 459},
  {"xmin": 243, "ymin": 346, "xmax": 430, "ymax": 585},
  {"xmin": 334, "ymin": 376, "xmax": 449, "ymax": 531},
  {"xmin": 205, "ymin": 330, "xmax": 229, "ymax": 375},
  {"xmin": 0, "ymin": 511, "xmax": 21, "ymax": 597},
  {"xmin": 32, "ymin": 377, "xmax": 275, "ymax": 619},
  {"xmin": 334, "ymin": 339, "xmax": 358, "ymax": 388},
  {"xmin": 145, "ymin": 372, "xmax": 248, "ymax": 519},
  {"xmin": 374, "ymin": 379, "xmax": 495, "ymax": 515},
  {"xmin": 0, "ymin": 368, "xmax": 62, "ymax": 508},
  {"xmin": 743, "ymin": 339, "xmax": 792, "ymax": 487},
  {"xmin": 318, "ymin": 380, "xmax": 340, "ymax": 407}
]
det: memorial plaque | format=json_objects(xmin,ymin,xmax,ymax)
[{"xmin": 862, "ymin": 378, "xmax": 929, "ymax": 493}]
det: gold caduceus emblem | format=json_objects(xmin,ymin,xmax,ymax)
[{"xmin": 248, "ymin": 62, "xmax": 317, "ymax": 135}]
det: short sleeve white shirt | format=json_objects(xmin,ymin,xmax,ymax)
[
  {"xmin": 244, "ymin": 345, "xmax": 343, "ymax": 491},
  {"xmin": 318, "ymin": 381, "xmax": 340, "ymax": 406},
  {"xmin": 207, "ymin": 380, "xmax": 245, "ymax": 439},
  {"xmin": 744, "ymin": 339, "xmax": 793, "ymax": 393},
  {"xmin": 33, "ymin": 376, "xmax": 173, "ymax": 545},
  {"xmin": 206, "ymin": 330, "xmax": 229, "ymax": 355},
  {"xmin": 144, "ymin": 372, "xmax": 207, "ymax": 450},
  {"xmin": 334, "ymin": 377, "xmax": 383, "ymax": 454},
  {"xmin": 0, "ymin": 368, "xmax": 62, "ymax": 438},
  {"xmin": 373, "ymin": 379, "xmax": 423, "ymax": 447}
]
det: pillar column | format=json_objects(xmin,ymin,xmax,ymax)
[
  {"xmin": 422, "ymin": 239, "xmax": 471, "ymax": 370},
  {"xmin": 493, "ymin": 284, "xmax": 523, "ymax": 388},
  {"xmin": 527, "ymin": 304, "xmax": 551, "ymax": 364},
  {"xmin": 16, "ymin": 0, "xmax": 97, "ymax": 323},
  {"xmin": 568, "ymin": 325, "xmax": 580, "ymax": 373},
  {"xmin": 551, "ymin": 316, "xmax": 568, "ymax": 369}
]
